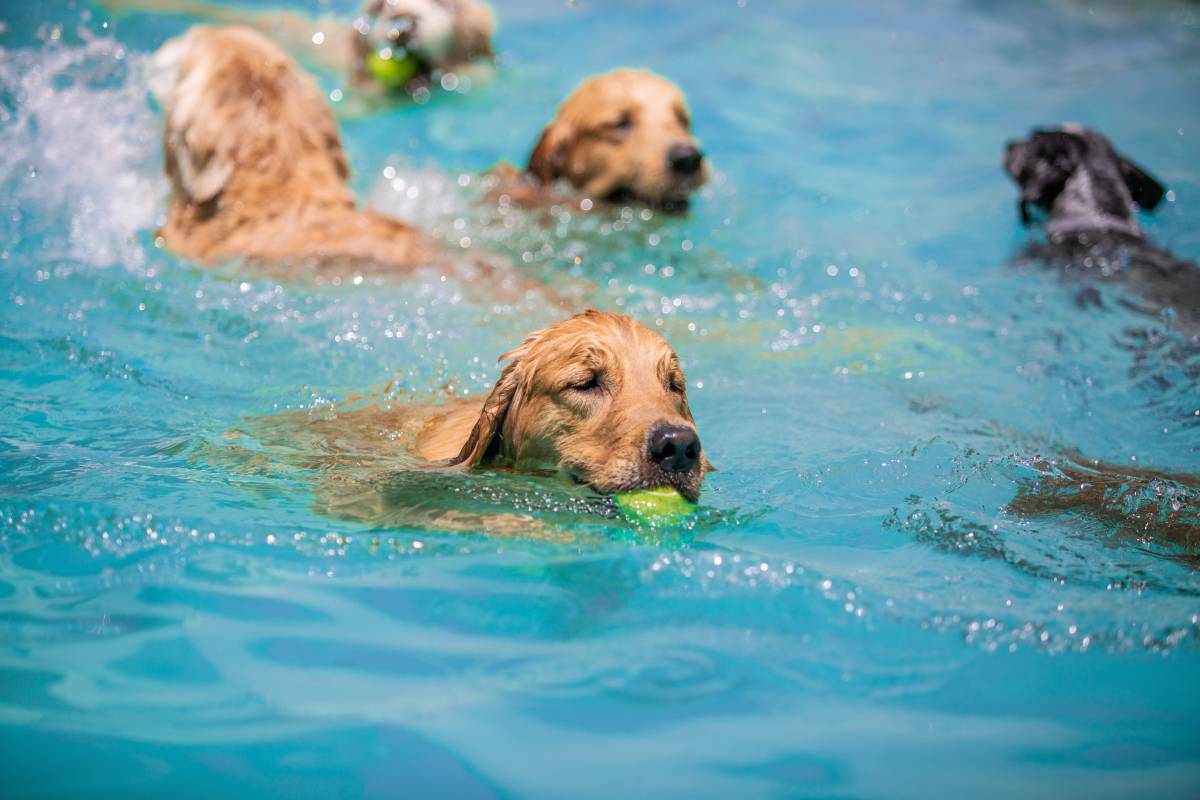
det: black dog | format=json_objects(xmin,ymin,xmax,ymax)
[{"xmin": 1004, "ymin": 125, "xmax": 1199, "ymax": 336}]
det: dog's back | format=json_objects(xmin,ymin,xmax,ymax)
[
  {"xmin": 154, "ymin": 25, "xmax": 432, "ymax": 273},
  {"xmin": 1021, "ymin": 232, "xmax": 1200, "ymax": 333}
]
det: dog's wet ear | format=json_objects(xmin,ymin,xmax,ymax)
[
  {"xmin": 1117, "ymin": 155, "xmax": 1166, "ymax": 211},
  {"xmin": 528, "ymin": 121, "xmax": 574, "ymax": 182},
  {"xmin": 439, "ymin": 359, "xmax": 521, "ymax": 468},
  {"xmin": 165, "ymin": 107, "xmax": 234, "ymax": 205},
  {"xmin": 434, "ymin": 326, "xmax": 549, "ymax": 469}
]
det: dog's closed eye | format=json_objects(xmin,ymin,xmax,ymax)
[
  {"xmin": 602, "ymin": 111, "xmax": 634, "ymax": 136},
  {"xmin": 565, "ymin": 373, "xmax": 604, "ymax": 394}
]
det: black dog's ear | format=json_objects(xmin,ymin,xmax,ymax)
[{"xmin": 1117, "ymin": 156, "xmax": 1166, "ymax": 211}]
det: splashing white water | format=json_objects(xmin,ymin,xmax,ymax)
[{"xmin": 0, "ymin": 34, "xmax": 166, "ymax": 269}]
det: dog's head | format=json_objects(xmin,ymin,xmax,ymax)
[
  {"xmin": 353, "ymin": 0, "xmax": 494, "ymax": 76},
  {"xmin": 1003, "ymin": 125, "xmax": 1165, "ymax": 235},
  {"xmin": 160, "ymin": 27, "xmax": 351, "ymax": 208},
  {"xmin": 527, "ymin": 69, "xmax": 707, "ymax": 208},
  {"xmin": 442, "ymin": 310, "xmax": 713, "ymax": 501}
]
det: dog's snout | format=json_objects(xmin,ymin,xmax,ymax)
[
  {"xmin": 647, "ymin": 423, "xmax": 700, "ymax": 473},
  {"xmin": 667, "ymin": 144, "xmax": 703, "ymax": 177}
]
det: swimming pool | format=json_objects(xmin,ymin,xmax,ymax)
[{"xmin": 2, "ymin": 0, "xmax": 1199, "ymax": 796}]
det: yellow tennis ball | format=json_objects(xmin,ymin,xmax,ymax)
[
  {"xmin": 366, "ymin": 50, "xmax": 420, "ymax": 91},
  {"xmin": 614, "ymin": 486, "xmax": 696, "ymax": 524}
]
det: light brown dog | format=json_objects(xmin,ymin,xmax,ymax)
[
  {"xmin": 417, "ymin": 309, "xmax": 713, "ymax": 501},
  {"xmin": 492, "ymin": 69, "xmax": 708, "ymax": 209},
  {"xmin": 226, "ymin": 309, "xmax": 710, "ymax": 534},
  {"xmin": 258, "ymin": 309, "xmax": 710, "ymax": 503},
  {"xmin": 151, "ymin": 25, "xmax": 441, "ymax": 276}
]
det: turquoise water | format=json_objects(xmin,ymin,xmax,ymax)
[{"xmin": 3, "ymin": 0, "xmax": 1200, "ymax": 796}]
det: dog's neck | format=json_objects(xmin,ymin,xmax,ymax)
[{"xmin": 1046, "ymin": 168, "xmax": 1142, "ymax": 239}]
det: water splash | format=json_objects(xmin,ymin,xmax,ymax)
[{"xmin": 0, "ymin": 33, "xmax": 165, "ymax": 269}]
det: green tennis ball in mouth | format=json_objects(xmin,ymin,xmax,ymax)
[
  {"xmin": 614, "ymin": 486, "xmax": 696, "ymax": 525},
  {"xmin": 366, "ymin": 50, "xmax": 421, "ymax": 91}
]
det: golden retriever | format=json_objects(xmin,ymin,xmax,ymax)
[
  {"xmin": 419, "ymin": 309, "xmax": 712, "ymax": 499},
  {"xmin": 491, "ymin": 69, "xmax": 708, "ymax": 210},
  {"xmin": 150, "ymin": 25, "xmax": 437, "ymax": 274},
  {"xmin": 103, "ymin": 0, "xmax": 494, "ymax": 100},
  {"xmin": 238, "ymin": 310, "xmax": 713, "ymax": 534}
]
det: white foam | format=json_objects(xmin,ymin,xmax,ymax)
[{"xmin": 0, "ymin": 34, "xmax": 166, "ymax": 269}]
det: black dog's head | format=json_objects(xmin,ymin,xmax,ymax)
[{"xmin": 1003, "ymin": 126, "xmax": 1166, "ymax": 235}]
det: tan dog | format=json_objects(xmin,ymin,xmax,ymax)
[
  {"xmin": 417, "ymin": 309, "xmax": 713, "ymax": 501},
  {"xmin": 492, "ymin": 69, "xmax": 708, "ymax": 209},
  {"xmin": 102, "ymin": 0, "xmax": 494, "ymax": 99},
  {"xmin": 228, "ymin": 309, "xmax": 710, "ymax": 534},
  {"xmin": 151, "ymin": 25, "xmax": 446, "ymax": 276},
  {"xmin": 250, "ymin": 309, "xmax": 710, "ymax": 510}
]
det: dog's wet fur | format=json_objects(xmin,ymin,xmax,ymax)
[
  {"xmin": 149, "ymin": 25, "xmax": 564, "ymax": 308},
  {"xmin": 1004, "ymin": 125, "xmax": 1200, "ymax": 335},
  {"xmin": 489, "ymin": 69, "xmax": 708, "ymax": 211},
  {"xmin": 426, "ymin": 309, "xmax": 713, "ymax": 502},
  {"xmin": 243, "ymin": 310, "xmax": 713, "ymax": 533},
  {"xmin": 152, "ymin": 26, "xmax": 435, "ymax": 273}
]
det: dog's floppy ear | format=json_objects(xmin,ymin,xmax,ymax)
[
  {"xmin": 160, "ymin": 43, "xmax": 238, "ymax": 205},
  {"xmin": 165, "ymin": 122, "xmax": 233, "ymax": 205},
  {"xmin": 436, "ymin": 329, "xmax": 544, "ymax": 468},
  {"xmin": 162, "ymin": 64, "xmax": 236, "ymax": 205},
  {"xmin": 1117, "ymin": 155, "xmax": 1166, "ymax": 211},
  {"xmin": 527, "ymin": 120, "xmax": 573, "ymax": 182},
  {"xmin": 444, "ymin": 360, "xmax": 519, "ymax": 467}
]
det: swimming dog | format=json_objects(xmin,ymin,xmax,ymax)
[
  {"xmin": 490, "ymin": 69, "xmax": 708, "ymax": 211},
  {"xmin": 244, "ymin": 310, "xmax": 714, "ymax": 534},
  {"xmin": 149, "ymin": 24, "xmax": 551, "ymax": 302},
  {"xmin": 1003, "ymin": 125, "xmax": 1199, "ymax": 335},
  {"xmin": 313, "ymin": 309, "xmax": 710, "ymax": 495}
]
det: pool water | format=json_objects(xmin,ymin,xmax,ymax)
[{"xmin": 3, "ymin": 0, "xmax": 1200, "ymax": 796}]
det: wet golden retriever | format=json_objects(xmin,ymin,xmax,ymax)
[
  {"xmin": 491, "ymin": 69, "xmax": 708, "ymax": 209},
  {"xmin": 323, "ymin": 309, "xmax": 709, "ymax": 496},
  {"xmin": 237, "ymin": 310, "xmax": 713, "ymax": 533},
  {"xmin": 151, "ymin": 25, "xmax": 439, "ymax": 275},
  {"xmin": 151, "ymin": 23, "xmax": 550, "ymax": 302},
  {"xmin": 420, "ymin": 309, "xmax": 712, "ymax": 498}
]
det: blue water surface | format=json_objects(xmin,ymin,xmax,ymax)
[{"xmin": 2, "ymin": 0, "xmax": 1200, "ymax": 797}]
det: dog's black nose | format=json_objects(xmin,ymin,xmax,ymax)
[
  {"xmin": 667, "ymin": 145, "xmax": 703, "ymax": 176},
  {"xmin": 647, "ymin": 423, "xmax": 701, "ymax": 473}
]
